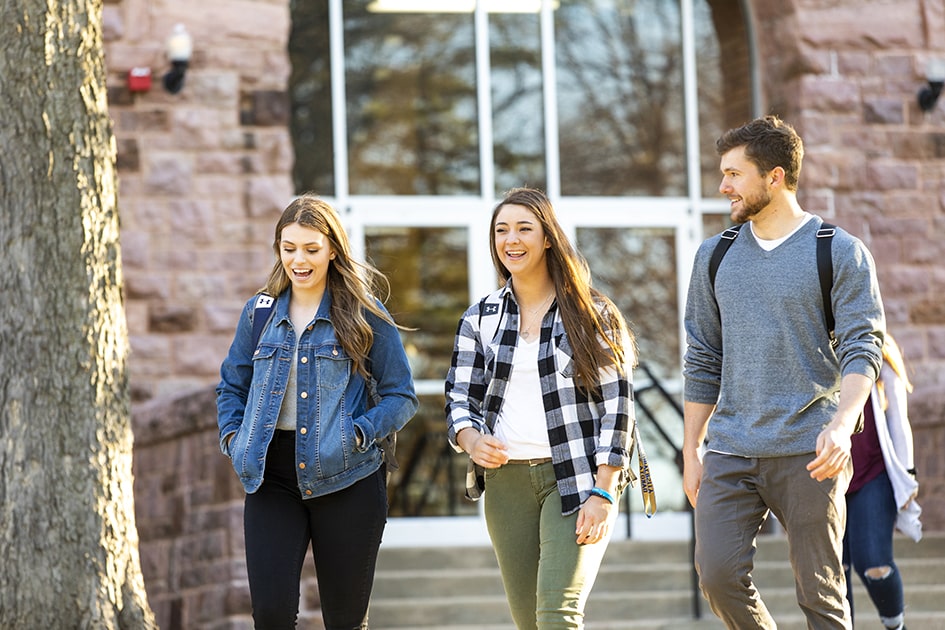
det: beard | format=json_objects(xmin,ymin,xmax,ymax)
[{"xmin": 730, "ymin": 187, "xmax": 771, "ymax": 224}]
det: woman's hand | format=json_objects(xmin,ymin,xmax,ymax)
[
  {"xmin": 457, "ymin": 428, "xmax": 509, "ymax": 469},
  {"xmin": 575, "ymin": 496, "xmax": 615, "ymax": 545}
]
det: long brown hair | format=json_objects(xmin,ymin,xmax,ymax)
[
  {"xmin": 489, "ymin": 187, "xmax": 636, "ymax": 392},
  {"xmin": 878, "ymin": 333, "xmax": 913, "ymax": 409},
  {"xmin": 261, "ymin": 194, "xmax": 397, "ymax": 378}
]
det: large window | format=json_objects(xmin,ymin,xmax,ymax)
[
  {"xmin": 288, "ymin": 0, "xmax": 753, "ymax": 519},
  {"xmin": 556, "ymin": 1, "xmax": 687, "ymax": 196}
]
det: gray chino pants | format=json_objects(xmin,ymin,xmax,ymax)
[{"xmin": 695, "ymin": 451, "xmax": 852, "ymax": 630}]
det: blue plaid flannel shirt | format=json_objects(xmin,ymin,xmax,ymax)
[{"xmin": 445, "ymin": 284, "xmax": 635, "ymax": 515}]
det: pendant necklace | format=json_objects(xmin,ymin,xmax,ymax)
[{"xmin": 520, "ymin": 293, "xmax": 555, "ymax": 340}]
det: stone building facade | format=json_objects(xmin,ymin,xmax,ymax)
[{"xmin": 102, "ymin": 0, "xmax": 945, "ymax": 627}]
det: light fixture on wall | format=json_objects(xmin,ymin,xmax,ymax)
[
  {"xmin": 163, "ymin": 24, "xmax": 193, "ymax": 94},
  {"xmin": 917, "ymin": 58, "xmax": 945, "ymax": 112}
]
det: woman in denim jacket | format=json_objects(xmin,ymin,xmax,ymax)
[
  {"xmin": 217, "ymin": 195, "xmax": 418, "ymax": 629},
  {"xmin": 445, "ymin": 187, "xmax": 637, "ymax": 629}
]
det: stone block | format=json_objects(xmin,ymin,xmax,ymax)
[
  {"xmin": 225, "ymin": 582, "xmax": 252, "ymax": 615},
  {"xmin": 149, "ymin": 305, "xmax": 197, "ymax": 332},
  {"xmin": 837, "ymin": 51, "xmax": 872, "ymax": 76},
  {"xmin": 205, "ymin": 305, "xmax": 243, "ymax": 333},
  {"xmin": 102, "ymin": 4, "xmax": 123, "ymax": 40},
  {"xmin": 118, "ymin": 110, "xmax": 171, "ymax": 133},
  {"xmin": 865, "ymin": 162, "xmax": 919, "ymax": 191},
  {"xmin": 911, "ymin": 298, "xmax": 945, "ymax": 324},
  {"xmin": 800, "ymin": 6, "xmax": 920, "ymax": 50},
  {"xmin": 117, "ymin": 138, "xmax": 141, "ymax": 172},
  {"xmin": 864, "ymin": 98, "xmax": 904, "ymax": 124},
  {"xmin": 247, "ymin": 176, "xmax": 293, "ymax": 218},
  {"xmin": 145, "ymin": 154, "xmax": 195, "ymax": 196},
  {"xmin": 903, "ymin": 235, "xmax": 945, "ymax": 265},
  {"xmin": 195, "ymin": 151, "xmax": 249, "ymax": 175},
  {"xmin": 173, "ymin": 333, "xmax": 231, "ymax": 375},
  {"xmin": 799, "ymin": 76, "xmax": 860, "ymax": 113},
  {"xmin": 120, "ymin": 230, "xmax": 150, "ymax": 268}
]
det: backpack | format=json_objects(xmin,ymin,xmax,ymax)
[
  {"xmin": 708, "ymin": 222, "xmax": 836, "ymax": 341},
  {"xmin": 475, "ymin": 291, "xmax": 657, "ymax": 516},
  {"xmin": 250, "ymin": 294, "xmax": 398, "ymax": 471}
]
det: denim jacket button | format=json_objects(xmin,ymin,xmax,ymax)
[
  {"xmin": 300, "ymin": 356, "xmax": 308, "ymax": 364},
  {"xmin": 332, "ymin": 348, "xmax": 339, "ymax": 356},
  {"xmin": 298, "ymin": 462, "xmax": 306, "ymax": 470},
  {"xmin": 299, "ymin": 427, "xmax": 307, "ymax": 435},
  {"xmin": 305, "ymin": 489, "xmax": 312, "ymax": 496},
  {"xmin": 300, "ymin": 391, "xmax": 308, "ymax": 399}
]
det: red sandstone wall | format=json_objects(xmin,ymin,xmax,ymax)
[
  {"xmin": 133, "ymin": 388, "xmax": 324, "ymax": 629},
  {"xmin": 103, "ymin": 0, "xmax": 293, "ymax": 403}
]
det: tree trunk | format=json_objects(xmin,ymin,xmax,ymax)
[{"xmin": 0, "ymin": 1, "xmax": 156, "ymax": 627}]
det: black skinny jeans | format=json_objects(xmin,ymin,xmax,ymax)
[{"xmin": 244, "ymin": 430, "xmax": 387, "ymax": 629}]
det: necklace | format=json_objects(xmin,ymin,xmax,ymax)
[{"xmin": 519, "ymin": 293, "xmax": 555, "ymax": 340}]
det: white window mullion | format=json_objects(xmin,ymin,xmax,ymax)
[
  {"xmin": 469, "ymin": 4, "xmax": 498, "ymax": 301},
  {"xmin": 474, "ymin": 2, "xmax": 495, "ymax": 200},
  {"xmin": 678, "ymin": 0, "xmax": 701, "ymax": 368},
  {"xmin": 329, "ymin": 0, "xmax": 349, "ymax": 205},
  {"xmin": 540, "ymin": 0, "xmax": 560, "ymax": 201}
]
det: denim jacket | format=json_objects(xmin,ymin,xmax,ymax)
[{"xmin": 216, "ymin": 289, "xmax": 418, "ymax": 498}]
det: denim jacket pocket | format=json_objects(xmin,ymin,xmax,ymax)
[{"xmin": 312, "ymin": 342, "xmax": 351, "ymax": 391}]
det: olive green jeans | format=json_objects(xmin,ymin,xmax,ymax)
[{"xmin": 483, "ymin": 461, "xmax": 614, "ymax": 630}]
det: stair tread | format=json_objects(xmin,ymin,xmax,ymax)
[{"xmin": 369, "ymin": 532, "xmax": 945, "ymax": 628}]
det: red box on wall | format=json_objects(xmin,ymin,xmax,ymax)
[{"xmin": 128, "ymin": 67, "xmax": 152, "ymax": 93}]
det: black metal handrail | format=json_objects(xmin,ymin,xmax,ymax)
[{"xmin": 628, "ymin": 362, "xmax": 701, "ymax": 619}]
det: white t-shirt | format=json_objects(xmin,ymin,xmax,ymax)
[
  {"xmin": 751, "ymin": 212, "xmax": 814, "ymax": 251},
  {"xmin": 493, "ymin": 335, "xmax": 553, "ymax": 460}
]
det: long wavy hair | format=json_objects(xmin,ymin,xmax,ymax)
[
  {"xmin": 489, "ymin": 187, "xmax": 636, "ymax": 392},
  {"xmin": 260, "ymin": 194, "xmax": 397, "ymax": 378}
]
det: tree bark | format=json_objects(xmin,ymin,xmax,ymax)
[{"xmin": 0, "ymin": 0, "xmax": 156, "ymax": 627}]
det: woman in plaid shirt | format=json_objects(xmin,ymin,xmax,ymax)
[{"xmin": 445, "ymin": 187, "xmax": 637, "ymax": 629}]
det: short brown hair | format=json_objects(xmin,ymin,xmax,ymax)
[{"xmin": 717, "ymin": 115, "xmax": 804, "ymax": 190}]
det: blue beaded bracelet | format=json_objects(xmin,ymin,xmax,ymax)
[{"xmin": 589, "ymin": 487, "xmax": 615, "ymax": 504}]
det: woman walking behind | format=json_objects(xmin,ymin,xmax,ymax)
[
  {"xmin": 843, "ymin": 333, "xmax": 922, "ymax": 630},
  {"xmin": 445, "ymin": 187, "xmax": 637, "ymax": 629},
  {"xmin": 217, "ymin": 195, "xmax": 418, "ymax": 629}
]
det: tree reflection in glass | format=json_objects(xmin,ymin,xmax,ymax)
[
  {"xmin": 344, "ymin": 2, "xmax": 480, "ymax": 195},
  {"xmin": 555, "ymin": 0, "xmax": 686, "ymax": 196}
]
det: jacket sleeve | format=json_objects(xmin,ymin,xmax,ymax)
[
  {"xmin": 215, "ymin": 298, "xmax": 256, "ymax": 455},
  {"xmin": 444, "ymin": 304, "xmax": 489, "ymax": 452},
  {"xmin": 593, "ymin": 327, "xmax": 634, "ymax": 471},
  {"xmin": 356, "ymin": 306, "xmax": 419, "ymax": 446}
]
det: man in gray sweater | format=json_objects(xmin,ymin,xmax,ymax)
[{"xmin": 682, "ymin": 115, "xmax": 885, "ymax": 630}]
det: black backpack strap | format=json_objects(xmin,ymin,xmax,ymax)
[
  {"xmin": 250, "ymin": 294, "xmax": 276, "ymax": 351},
  {"xmin": 817, "ymin": 223, "xmax": 836, "ymax": 338},
  {"xmin": 708, "ymin": 224, "xmax": 743, "ymax": 287}
]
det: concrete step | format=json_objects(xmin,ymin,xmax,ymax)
[{"xmin": 370, "ymin": 533, "xmax": 945, "ymax": 629}]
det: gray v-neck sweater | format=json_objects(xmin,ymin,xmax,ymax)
[{"xmin": 683, "ymin": 217, "xmax": 885, "ymax": 457}]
